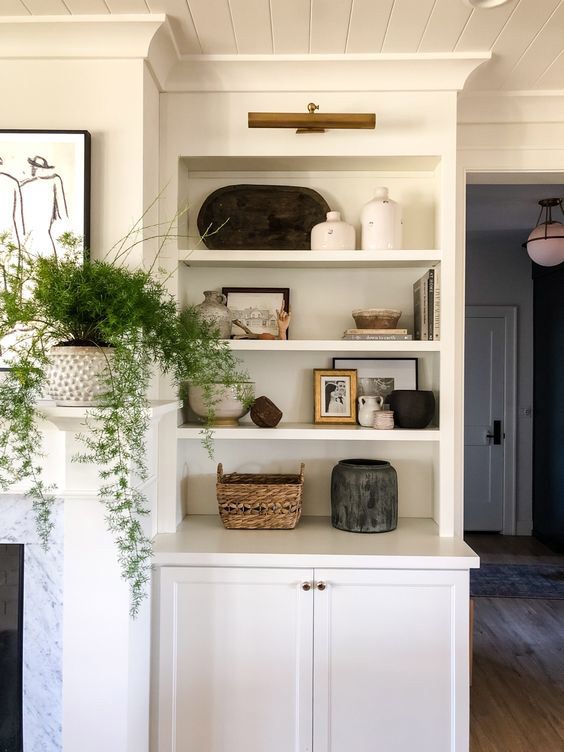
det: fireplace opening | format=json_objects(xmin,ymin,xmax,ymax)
[{"xmin": 0, "ymin": 544, "xmax": 23, "ymax": 752}]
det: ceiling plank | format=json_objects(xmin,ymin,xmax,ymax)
[
  {"xmin": 23, "ymin": 0, "xmax": 70, "ymax": 13},
  {"xmin": 503, "ymin": 2, "xmax": 564, "ymax": 89},
  {"xmin": 382, "ymin": 0, "xmax": 435, "ymax": 53},
  {"xmin": 146, "ymin": 0, "xmax": 202, "ymax": 54},
  {"xmin": 63, "ymin": 0, "xmax": 111, "ymax": 12},
  {"xmin": 229, "ymin": 0, "xmax": 272, "ymax": 53},
  {"xmin": 270, "ymin": 0, "xmax": 310, "ymax": 53},
  {"xmin": 465, "ymin": 0, "xmax": 561, "ymax": 89},
  {"xmin": 418, "ymin": 0, "xmax": 471, "ymax": 52},
  {"xmin": 0, "ymin": 0, "xmax": 30, "ymax": 10},
  {"xmin": 187, "ymin": 0, "xmax": 237, "ymax": 53},
  {"xmin": 105, "ymin": 0, "xmax": 149, "ymax": 11},
  {"xmin": 455, "ymin": 0, "xmax": 517, "ymax": 52},
  {"xmin": 310, "ymin": 0, "xmax": 353, "ymax": 54},
  {"xmin": 536, "ymin": 48, "xmax": 564, "ymax": 88},
  {"xmin": 346, "ymin": 0, "xmax": 393, "ymax": 53}
]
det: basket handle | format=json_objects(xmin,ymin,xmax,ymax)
[
  {"xmin": 298, "ymin": 462, "xmax": 305, "ymax": 482},
  {"xmin": 217, "ymin": 463, "xmax": 224, "ymax": 481}
]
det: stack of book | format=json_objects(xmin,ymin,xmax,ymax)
[
  {"xmin": 343, "ymin": 328, "xmax": 413, "ymax": 341},
  {"xmin": 413, "ymin": 264, "xmax": 440, "ymax": 341}
]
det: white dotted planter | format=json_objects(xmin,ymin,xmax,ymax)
[{"xmin": 46, "ymin": 345, "xmax": 114, "ymax": 406}]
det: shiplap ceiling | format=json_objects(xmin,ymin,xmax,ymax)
[{"xmin": 3, "ymin": 0, "xmax": 564, "ymax": 90}]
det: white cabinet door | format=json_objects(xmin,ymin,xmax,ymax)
[
  {"xmin": 313, "ymin": 569, "xmax": 469, "ymax": 752},
  {"xmin": 156, "ymin": 567, "xmax": 314, "ymax": 752}
]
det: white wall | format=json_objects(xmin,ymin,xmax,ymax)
[
  {"xmin": 465, "ymin": 229, "xmax": 533, "ymax": 533},
  {"xmin": 0, "ymin": 56, "xmax": 158, "ymax": 752}
]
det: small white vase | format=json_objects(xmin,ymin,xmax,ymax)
[
  {"xmin": 311, "ymin": 211, "xmax": 355, "ymax": 251},
  {"xmin": 47, "ymin": 345, "xmax": 114, "ymax": 406},
  {"xmin": 357, "ymin": 395, "xmax": 384, "ymax": 427},
  {"xmin": 360, "ymin": 187, "xmax": 402, "ymax": 250}
]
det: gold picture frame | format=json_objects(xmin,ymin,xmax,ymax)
[{"xmin": 313, "ymin": 369, "xmax": 357, "ymax": 425}]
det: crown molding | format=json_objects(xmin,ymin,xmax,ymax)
[
  {"xmin": 165, "ymin": 52, "xmax": 491, "ymax": 93},
  {"xmin": 0, "ymin": 14, "xmax": 179, "ymax": 89}
]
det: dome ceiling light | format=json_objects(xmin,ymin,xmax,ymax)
[{"xmin": 523, "ymin": 198, "xmax": 564, "ymax": 267}]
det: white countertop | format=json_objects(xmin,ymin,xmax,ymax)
[{"xmin": 152, "ymin": 515, "xmax": 479, "ymax": 569}]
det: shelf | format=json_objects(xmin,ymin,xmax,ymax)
[
  {"xmin": 38, "ymin": 400, "xmax": 179, "ymax": 431},
  {"xmin": 178, "ymin": 423, "xmax": 440, "ymax": 441},
  {"xmin": 180, "ymin": 249, "xmax": 441, "ymax": 269},
  {"xmin": 152, "ymin": 515, "xmax": 479, "ymax": 569},
  {"xmin": 228, "ymin": 339, "xmax": 440, "ymax": 352}
]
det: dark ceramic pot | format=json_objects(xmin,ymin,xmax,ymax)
[
  {"xmin": 331, "ymin": 459, "xmax": 398, "ymax": 533},
  {"xmin": 389, "ymin": 390, "xmax": 435, "ymax": 429}
]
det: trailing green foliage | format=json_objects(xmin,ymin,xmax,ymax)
[{"xmin": 0, "ymin": 227, "xmax": 247, "ymax": 615}]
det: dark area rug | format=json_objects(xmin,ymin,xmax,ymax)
[{"xmin": 470, "ymin": 563, "xmax": 564, "ymax": 599}]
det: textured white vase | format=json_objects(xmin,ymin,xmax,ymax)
[
  {"xmin": 360, "ymin": 187, "xmax": 402, "ymax": 250},
  {"xmin": 47, "ymin": 345, "xmax": 114, "ymax": 406},
  {"xmin": 311, "ymin": 211, "xmax": 356, "ymax": 251}
]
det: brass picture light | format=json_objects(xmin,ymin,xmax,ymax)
[{"xmin": 248, "ymin": 102, "xmax": 376, "ymax": 134}]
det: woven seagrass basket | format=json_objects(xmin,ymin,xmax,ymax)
[{"xmin": 216, "ymin": 463, "xmax": 305, "ymax": 529}]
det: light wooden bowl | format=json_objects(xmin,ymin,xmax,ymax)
[{"xmin": 352, "ymin": 308, "xmax": 402, "ymax": 329}]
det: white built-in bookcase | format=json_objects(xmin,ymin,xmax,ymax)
[{"xmin": 157, "ymin": 88, "xmax": 464, "ymax": 539}]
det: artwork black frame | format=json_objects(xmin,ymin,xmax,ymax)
[
  {"xmin": 332, "ymin": 357, "xmax": 418, "ymax": 400},
  {"xmin": 0, "ymin": 129, "xmax": 91, "ymax": 260},
  {"xmin": 222, "ymin": 286, "xmax": 290, "ymax": 338}
]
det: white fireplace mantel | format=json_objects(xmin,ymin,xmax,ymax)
[{"xmin": 0, "ymin": 400, "xmax": 177, "ymax": 752}]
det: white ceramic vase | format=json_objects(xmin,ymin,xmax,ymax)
[
  {"xmin": 357, "ymin": 395, "xmax": 384, "ymax": 427},
  {"xmin": 311, "ymin": 211, "xmax": 355, "ymax": 251},
  {"xmin": 187, "ymin": 383, "xmax": 255, "ymax": 426},
  {"xmin": 360, "ymin": 187, "xmax": 402, "ymax": 250},
  {"xmin": 47, "ymin": 345, "xmax": 114, "ymax": 406},
  {"xmin": 195, "ymin": 290, "xmax": 232, "ymax": 339}
]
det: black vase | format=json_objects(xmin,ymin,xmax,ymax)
[
  {"xmin": 331, "ymin": 459, "xmax": 398, "ymax": 533},
  {"xmin": 389, "ymin": 390, "xmax": 435, "ymax": 429}
]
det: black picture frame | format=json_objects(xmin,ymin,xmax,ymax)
[
  {"xmin": 222, "ymin": 286, "xmax": 290, "ymax": 339},
  {"xmin": 0, "ymin": 129, "xmax": 91, "ymax": 260},
  {"xmin": 332, "ymin": 357, "xmax": 418, "ymax": 400}
]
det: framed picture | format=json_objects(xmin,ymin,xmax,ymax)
[
  {"xmin": 222, "ymin": 287, "xmax": 290, "ymax": 339},
  {"xmin": 0, "ymin": 130, "xmax": 91, "ymax": 260},
  {"xmin": 332, "ymin": 358, "xmax": 418, "ymax": 402},
  {"xmin": 313, "ymin": 369, "xmax": 357, "ymax": 424}
]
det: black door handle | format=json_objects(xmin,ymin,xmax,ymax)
[{"xmin": 486, "ymin": 420, "xmax": 502, "ymax": 445}]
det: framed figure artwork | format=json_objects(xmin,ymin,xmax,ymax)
[
  {"xmin": 0, "ymin": 130, "xmax": 91, "ymax": 370},
  {"xmin": 313, "ymin": 369, "xmax": 357, "ymax": 424},
  {"xmin": 222, "ymin": 287, "xmax": 290, "ymax": 339},
  {"xmin": 0, "ymin": 130, "xmax": 91, "ymax": 261},
  {"xmin": 332, "ymin": 358, "xmax": 418, "ymax": 402}
]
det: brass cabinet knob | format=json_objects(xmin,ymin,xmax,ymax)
[
  {"xmin": 302, "ymin": 582, "xmax": 312, "ymax": 591},
  {"xmin": 316, "ymin": 582, "xmax": 326, "ymax": 591}
]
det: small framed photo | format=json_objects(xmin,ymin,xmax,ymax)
[
  {"xmin": 314, "ymin": 369, "xmax": 357, "ymax": 424},
  {"xmin": 222, "ymin": 287, "xmax": 290, "ymax": 339},
  {"xmin": 332, "ymin": 357, "xmax": 418, "ymax": 402}
]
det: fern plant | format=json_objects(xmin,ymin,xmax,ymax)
[{"xmin": 0, "ymin": 228, "xmax": 247, "ymax": 615}]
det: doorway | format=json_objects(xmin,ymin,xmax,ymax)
[{"xmin": 462, "ymin": 180, "xmax": 554, "ymax": 536}]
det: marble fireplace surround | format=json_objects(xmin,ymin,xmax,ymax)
[
  {"xmin": 0, "ymin": 401, "xmax": 176, "ymax": 752},
  {"xmin": 0, "ymin": 495, "xmax": 63, "ymax": 752}
]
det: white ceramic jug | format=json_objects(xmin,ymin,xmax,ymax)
[
  {"xmin": 360, "ymin": 187, "xmax": 402, "ymax": 250},
  {"xmin": 311, "ymin": 211, "xmax": 355, "ymax": 250},
  {"xmin": 357, "ymin": 395, "xmax": 384, "ymax": 427}
]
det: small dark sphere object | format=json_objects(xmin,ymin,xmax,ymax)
[
  {"xmin": 389, "ymin": 389, "xmax": 436, "ymax": 429},
  {"xmin": 331, "ymin": 459, "xmax": 398, "ymax": 533},
  {"xmin": 250, "ymin": 395, "xmax": 283, "ymax": 428}
]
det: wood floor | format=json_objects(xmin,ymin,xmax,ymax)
[{"xmin": 465, "ymin": 534, "xmax": 564, "ymax": 752}]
